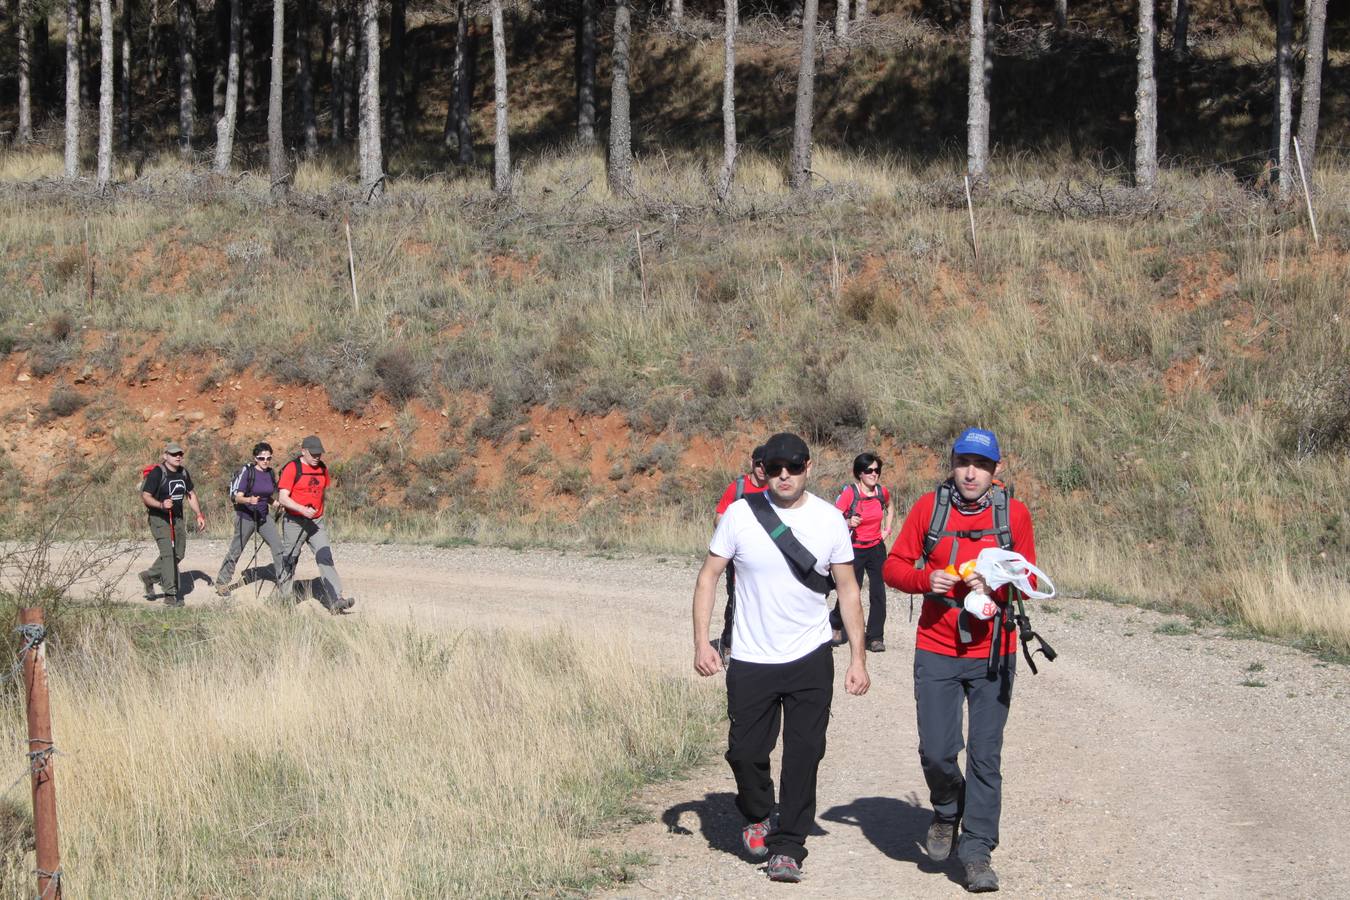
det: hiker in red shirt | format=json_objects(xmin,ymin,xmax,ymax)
[
  {"xmin": 276, "ymin": 435, "xmax": 353, "ymax": 613},
  {"xmin": 710, "ymin": 444, "xmax": 769, "ymax": 663},
  {"xmin": 829, "ymin": 452, "xmax": 894, "ymax": 652},
  {"xmin": 882, "ymin": 428, "xmax": 1036, "ymax": 894}
]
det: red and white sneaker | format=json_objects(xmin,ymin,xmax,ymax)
[
  {"xmin": 741, "ymin": 818, "xmax": 770, "ymax": 858},
  {"xmin": 766, "ymin": 854, "xmax": 802, "ymax": 883}
]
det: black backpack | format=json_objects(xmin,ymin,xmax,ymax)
[
  {"xmin": 916, "ymin": 480, "xmax": 1014, "ymax": 571},
  {"xmin": 228, "ymin": 464, "xmax": 259, "ymax": 505}
]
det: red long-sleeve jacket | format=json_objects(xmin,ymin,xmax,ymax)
[{"xmin": 882, "ymin": 489, "xmax": 1037, "ymax": 658}]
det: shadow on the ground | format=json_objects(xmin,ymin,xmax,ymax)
[
  {"xmin": 819, "ymin": 793, "xmax": 965, "ymax": 888},
  {"xmin": 177, "ymin": 570, "xmax": 211, "ymax": 598},
  {"xmin": 661, "ymin": 790, "xmax": 828, "ymax": 862}
]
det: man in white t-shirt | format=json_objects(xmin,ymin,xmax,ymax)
[{"xmin": 692, "ymin": 432, "xmax": 871, "ymax": 884}]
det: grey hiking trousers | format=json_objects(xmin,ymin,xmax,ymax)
[
  {"xmin": 914, "ymin": 648, "xmax": 1015, "ymax": 864},
  {"xmin": 216, "ymin": 513, "xmax": 283, "ymax": 585},
  {"xmin": 278, "ymin": 514, "xmax": 344, "ymax": 605},
  {"xmin": 143, "ymin": 514, "xmax": 186, "ymax": 599}
]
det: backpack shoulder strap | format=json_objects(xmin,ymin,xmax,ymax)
[
  {"xmin": 917, "ymin": 483, "xmax": 952, "ymax": 569},
  {"xmin": 844, "ymin": 484, "xmax": 860, "ymax": 518},
  {"xmin": 735, "ymin": 475, "xmax": 746, "ymax": 501},
  {"xmin": 282, "ymin": 458, "xmax": 304, "ymax": 489},
  {"xmin": 991, "ymin": 484, "xmax": 1014, "ymax": 551},
  {"xmin": 744, "ymin": 492, "xmax": 836, "ymax": 595}
]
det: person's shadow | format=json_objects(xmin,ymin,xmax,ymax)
[
  {"xmin": 176, "ymin": 570, "xmax": 211, "ymax": 598},
  {"xmin": 819, "ymin": 793, "xmax": 965, "ymax": 888},
  {"xmin": 661, "ymin": 792, "xmax": 827, "ymax": 863}
]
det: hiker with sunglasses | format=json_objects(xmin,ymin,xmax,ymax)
[
  {"xmin": 214, "ymin": 442, "xmax": 284, "ymax": 597},
  {"xmin": 276, "ymin": 435, "xmax": 354, "ymax": 613},
  {"xmin": 882, "ymin": 428, "xmax": 1037, "ymax": 893},
  {"xmin": 829, "ymin": 452, "xmax": 894, "ymax": 652},
  {"xmin": 137, "ymin": 441, "xmax": 206, "ymax": 607},
  {"xmin": 692, "ymin": 432, "xmax": 870, "ymax": 884}
]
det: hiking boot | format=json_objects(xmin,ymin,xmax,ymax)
[
  {"xmin": 830, "ymin": 629, "xmax": 848, "ymax": 647},
  {"xmin": 867, "ymin": 639, "xmax": 886, "ymax": 653},
  {"xmin": 963, "ymin": 858, "xmax": 999, "ymax": 893},
  {"xmin": 741, "ymin": 818, "xmax": 770, "ymax": 858},
  {"xmin": 163, "ymin": 596, "xmax": 184, "ymax": 609},
  {"xmin": 925, "ymin": 816, "xmax": 956, "ymax": 861},
  {"xmin": 138, "ymin": 570, "xmax": 157, "ymax": 600},
  {"xmin": 330, "ymin": 596, "xmax": 356, "ymax": 614},
  {"xmin": 765, "ymin": 854, "xmax": 802, "ymax": 883},
  {"xmin": 214, "ymin": 581, "xmax": 232, "ymax": 597}
]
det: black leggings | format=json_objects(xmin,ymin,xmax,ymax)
[{"xmin": 829, "ymin": 541, "xmax": 887, "ymax": 641}]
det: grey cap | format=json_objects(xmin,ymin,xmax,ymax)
[
  {"xmin": 164, "ymin": 441, "xmax": 185, "ymax": 455},
  {"xmin": 301, "ymin": 435, "xmax": 325, "ymax": 454}
]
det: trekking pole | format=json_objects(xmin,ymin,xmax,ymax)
[{"xmin": 1010, "ymin": 587, "xmax": 1057, "ymax": 674}]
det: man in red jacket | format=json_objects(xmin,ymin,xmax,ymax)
[{"xmin": 882, "ymin": 428, "xmax": 1036, "ymax": 894}]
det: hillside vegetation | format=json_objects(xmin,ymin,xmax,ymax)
[{"xmin": 0, "ymin": 12, "xmax": 1347, "ymax": 657}]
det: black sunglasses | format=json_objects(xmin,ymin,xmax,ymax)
[
  {"xmin": 862, "ymin": 466, "xmax": 881, "ymax": 474},
  {"xmin": 764, "ymin": 461, "xmax": 807, "ymax": 477},
  {"xmin": 166, "ymin": 451, "xmax": 184, "ymax": 458}
]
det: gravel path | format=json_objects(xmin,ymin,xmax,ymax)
[{"xmin": 127, "ymin": 540, "xmax": 1350, "ymax": 897}]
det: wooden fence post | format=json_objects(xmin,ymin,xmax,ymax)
[{"xmin": 19, "ymin": 608, "xmax": 61, "ymax": 899}]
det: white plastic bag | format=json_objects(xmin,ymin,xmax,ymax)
[
  {"xmin": 973, "ymin": 548, "xmax": 1056, "ymax": 600},
  {"xmin": 963, "ymin": 592, "xmax": 999, "ymax": 620}
]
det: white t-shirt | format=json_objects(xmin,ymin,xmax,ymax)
[{"xmin": 710, "ymin": 492, "xmax": 854, "ymax": 664}]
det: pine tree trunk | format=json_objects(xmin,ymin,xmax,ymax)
[
  {"xmin": 835, "ymin": 0, "xmax": 849, "ymax": 41},
  {"xmin": 212, "ymin": 0, "xmax": 227, "ymax": 120},
  {"xmin": 358, "ymin": 0, "xmax": 383, "ymax": 198},
  {"xmin": 788, "ymin": 0, "xmax": 819, "ymax": 192},
  {"xmin": 966, "ymin": 0, "xmax": 990, "ymax": 179},
  {"xmin": 576, "ymin": 0, "xmax": 596, "ymax": 145},
  {"xmin": 1170, "ymin": 0, "xmax": 1188, "ymax": 59},
  {"xmin": 330, "ymin": 5, "xmax": 345, "ymax": 144},
  {"xmin": 445, "ymin": 0, "xmax": 475, "ymax": 163},
  {"xmin": 97, "ymin": 0, "xmax": 114, "ymax": 187},
  {"xmin": 177, "ymin": 0, "xmax": 196, "ymax": 157},
  {"xmin": 119, "ymin": 0, "xmax": 131, "ymax": 147},
  {"xmin": 1134, "ymin": 0, "xmax": 1157, "ymax": 191},
  {"xmin": 212, "ymin": 0, "xmax": 240, "ymax": 172},
  {"xmin": 1273, "ymin": 0, "xmax": 1293, "ymax": 198},
  {"xmin": 1297, "ymin": 0, "xmax": 1327, "ymax": 172},
  {"xmin": 65, "ymin": 0, "xmax": 81, "ymax": 176},
  {"xmin": 388, "ymin": 0, "xmax": 406, "ymax": 143},
  {"xmin": 268, "ymin": 0, "xmax": 286, "ymax": 195},
  {"xmin": 853, "ymin": 0, "xmax": 866, "ymax": 24},
  {"xmin": 716, "ymin": 0, "xmax": 737, "ymax": 203},
  {"xmin": 1055, "ymin": 0, "xmax": 1067, "ymax": 30},
  {"xmin": 17, "ymin": 0, "xmax": 33, "ymax": 144},
  {"xmin": 668, "ymin": 0, "xmax": 683, "ymax": 26},
  {"xmin": 297, "ymin": 0, "xmax": 317, "ymax": 157},
  {"xmin": 490, "ymin": 0, "xmax": 511, "ymax": 195},
  {"xmin": 607, "ymin": 0, "xmax": 634, "ymax": 195}
]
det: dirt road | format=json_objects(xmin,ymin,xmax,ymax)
[{"xmin": 133, "ymin": 540, "xmax": 1350, "ymax": 897}]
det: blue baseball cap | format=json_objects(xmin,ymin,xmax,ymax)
[{"xmin": 952, "ymin": 428, "xmax": 1001, "ymax": 462}]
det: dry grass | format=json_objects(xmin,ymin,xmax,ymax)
[{"xmin": 0, "ymin": 606, "xmax": 720, "ymax": 897}]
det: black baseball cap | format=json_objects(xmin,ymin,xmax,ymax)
[
  {"xmin": 301, "ymin": 435, "xmax": 325, "ymax": 455},
  {"xmin": 761, "ymin": 432, "xmax": 810, "ymax": 466},
  {"xmin": 751, "ymin": 444, "xmax": 767, "ymax": 464}
]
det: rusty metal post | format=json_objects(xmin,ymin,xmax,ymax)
[{"xmin": 19, "ymin": 608, "xmax": 61, "ymax": 899}]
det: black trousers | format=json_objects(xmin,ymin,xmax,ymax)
[
  {"xmin": 829, "ymin": 542, "xmax": 888, "ymax": 640},
  {"xmin": 725, "ymin": 641, "xmax": 834, "ymax": 864}
]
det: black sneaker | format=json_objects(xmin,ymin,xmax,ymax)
[
  {"xmin": 925, "ymin": 816, "xmax": 956, "ymax": 861},
  {"xmin": 964, "ymin": 858, "xmax": 999, "ymax": 893},
  {"xmin": 866, "ymin": 639, "xmax": 886, "ymax": 652}
]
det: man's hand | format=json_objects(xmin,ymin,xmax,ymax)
[
  {"xmin": 195, "ymin": 513, "xmax": 206, "ymax": 530},
  {"xmin": 930, "ymin": 569, "xmax": 959, "ymax": 593},
  {"xmin": 963, "ymin": 571, "xmax": 989, "ymax": 595},
  {"xmin": 694, "ymin": 641, "xmax": 722, "ymax": 677},
  {"xmin": 845, "ymin": 658, "xmax": 870, "ymax": 695},
  {"xmin": 305, "ymin": 504, "xmax": 318, "ymax": 519},
  {"xmin": 161, "ymin": 498, "xmax": 173, "ymax": 511}
]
